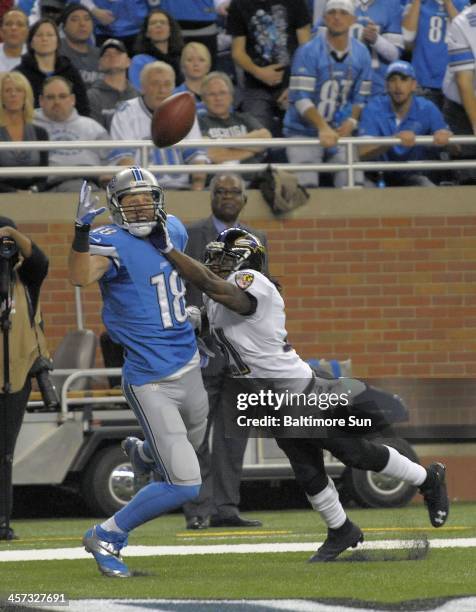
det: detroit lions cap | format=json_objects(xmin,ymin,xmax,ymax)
[
  {"xmin": 325, "ymin": 0, "xmax": 355, "ymax": 15},
  {"xmin": 386, "ymin": 61, "xmax": 416, "ymax": 80}
]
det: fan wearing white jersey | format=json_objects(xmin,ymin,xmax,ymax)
[
  {"xmin": 146, "ymin": 223, "xmax": 450, "ymax": 562},
  {"xmin": 442, "ymin": 2, "xmax": 476, "ymax": 181}
]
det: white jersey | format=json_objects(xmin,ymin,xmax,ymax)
[
  {"xmin": 204, "ymin": 269, "xmax": 312, "ymax": 383},
  {"xmin": 0, "ymin": 44, "xmax": 25, "ymax": 72},
  {"xmin": 443, "ymin": 6, "xmax": 476, "ymax": 104}
]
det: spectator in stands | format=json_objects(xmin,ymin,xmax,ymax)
[
  {"xmin": 283, "ymin": 0, "xmax": 372, "ymax": 187},
  {"xmin": 402, "ymin": 0, "xmax": 468, "ymax": 110},
  {"xmin": 343, "ymin": 0, "xmax": 404, "ymax": 96},
  {"xmin": 227, "ymin": 0, "xmax": 311, "ymax": 136},
  {"xmin": 15, "ymin": 17, "xmax": 90, "ymax": 116},
  {"xmin": 442, "ymin": 2, "xmax": 476, "ymax": 183},
  {"xmin": 174, "ymin": 41, "xmax": 212, "ymax": 114},
  {"xmin": 110, "ymin": 61, "xmax": 208, "ymax": 190},
  {"xmin": 152, "ymin": 0, "xmax": 230, "ymax": 67},
  {"xmin": 129, "ymin": 9, "xmax": 184, "ymax": 91},
  {"xmin": 29, "ymin": 0, "xmax": 66, "ymax": 26},
  {"xmin": 76, "ymin": 0, "xmax": 148, "ymax": 56},
  {"xmin": 34, "ymin": 75, "xmax": 110, "ymax": 191},
  {"xmin": 359, "ymin": 61, "xmax": 452, "ymax": 186},
  {"xmin": 0, "ymin": 71, "xmax": 49, "ymax": 193},
  {"xmin": 0, "ymin": 1, "xmax": 14, "ymax": 34},
  {"xmin": 199, "ymin": 71, "xmax": 271, "ymax": 178},
  {"xmin": 59, "ymin": 4, "xmax": 100, "ymax": 86},
  {"xmin": 88, "ymin": 38, "xmax": 138, "ymax": 130},
  {"xmin": 0, "ymin": 8, "xmax": 28, "ymax": 72}
]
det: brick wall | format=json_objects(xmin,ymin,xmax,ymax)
[{"xmin": 3, "ymin": 187, "xmax": 476, "ymax": 381}]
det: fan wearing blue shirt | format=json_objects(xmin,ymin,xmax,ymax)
[
  {"xmin": 402, "ymin": 0, "xmax": 469, "ymax": 110},
  {"xmin": 284, "ymin": 0, "xmax": 372, "ymax": 187},
  {"xmin": 359, "ymin": 60, "xmax": 452, "ymax": 186}
]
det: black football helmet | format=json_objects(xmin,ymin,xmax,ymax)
[{"xmin": 204, "ymin": 228, "xmax": 265, "ymax": 276}]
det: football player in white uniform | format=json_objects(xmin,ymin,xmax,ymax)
[{"xmin": 148, "ymin": 224, "xmax": 450, "ymax": 561}]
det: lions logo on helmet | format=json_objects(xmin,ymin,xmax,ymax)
[
  {"xmin": 204, "ymin": 228, "xmax": 265, "ymax": 277},
  {"xmin": 106, "ymin": 166, "xmax": 165, "ymax": 237}
]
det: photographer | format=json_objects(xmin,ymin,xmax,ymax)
[{"xmin": 0, "ymin": 216, "xmax": 49, "ymax": 541}]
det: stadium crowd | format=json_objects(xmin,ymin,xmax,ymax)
[{"xmin": 0, "ymin": 0, "xmax": 475, "ymax": 190}]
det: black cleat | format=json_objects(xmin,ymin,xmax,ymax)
[
  {"xmin": 309, "ymin": 520, "xmax": 364, "ymax": 562},
  {"xmin": 420, "ymin": 462, "xmax": 449, "ymax": 528}
]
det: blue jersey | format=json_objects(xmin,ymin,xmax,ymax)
[
  {"xmin": 403, "ymin": 0, "xmax": 468, "ymax": 89},
  {"xmin": 359, "ymin": 94, "xmax": 449, "ymax": 161},
  {"xmin": 89, "ymin": 216, "xmax": 197, "ymax": 385},
  {"xmin": 353, "ymin": 0, "xmax": 403, "ymax": 95},
  {"xmin": 151, "ymin": 0, "xmax": 217, "ymax": 22},
  {"xmin": 284, "ymin": 33, "xmax": 372, "ymax": 136},
  {"xmin": 70, "ymin": 0, "xmax": 149, "ymax": 37},
  {"xmin": 315, "ymin": 0, "xmax": 403, "ymax": 95}
]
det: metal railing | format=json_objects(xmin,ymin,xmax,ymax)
[{"xmin": 1, "ymin": 135, "xmax": 475, "ymax": 188}]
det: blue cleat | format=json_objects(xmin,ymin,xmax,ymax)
[
  {"xmin": 83, "ymin": 525, "xmax": 130, "ymax": 578},
  {"xmin": 121, "ymin": 436, "xmax": 152, "ymax": 493}
]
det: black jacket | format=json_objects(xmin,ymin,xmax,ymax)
[{"xmin": 15, "ymin": 53, "xmax": 90, "ymax": 117}]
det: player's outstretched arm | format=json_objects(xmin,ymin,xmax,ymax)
[
  {"xmin": 69, "ymin": 181, "xmax": 109, "ymax": 287},
  {"xmin": 150, "ymin": 219, "xmax": 254, "ymax": 314},
  {"xmin": 168, "ymin": 248, "xmax": 253, "ymax": 314}
]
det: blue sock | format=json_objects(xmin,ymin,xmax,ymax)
[
  {"xmin": 95, "ymin": 524, "xmax": 128, "ymax": 546},
  {"xmin": 114, "ymin": 482, "xmax": 200, "ymax": 532}
]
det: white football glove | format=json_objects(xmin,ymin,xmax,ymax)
[{"xmin": 186, "ymin": 305, "xmax": 202, "ymax": 333}]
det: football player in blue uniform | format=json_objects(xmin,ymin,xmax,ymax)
[
  {"xmin": 284, "ymin": 0, "xmax": 372, "ymax": 187},
  {"xmin": 402, "ymin": 0, "xmax": 468, "ymax": 109},
  {"xmin": 69, "ymin": 167, "xmax": 209, "ymax": 577}
]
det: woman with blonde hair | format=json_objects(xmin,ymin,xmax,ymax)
[
  {"xmin": 174, "ymin": 41, "xmax": 211, "ymax": 114},
  {"xmin": 0, "ymin": 71, "xmax": 49, "ymax": 193}
]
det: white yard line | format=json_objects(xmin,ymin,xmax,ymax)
[{"xmin": 0, "ymin": 537, "xmax": 475, "ymax": 562}]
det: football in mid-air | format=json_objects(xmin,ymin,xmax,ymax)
[{"xmin": 151, "ymin": 92, "xmax": 196, "ymax": 148}]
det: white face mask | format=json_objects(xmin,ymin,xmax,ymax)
[{"xmin": 127, "ymin": 221, "xmax": 156, "ymax": 237}]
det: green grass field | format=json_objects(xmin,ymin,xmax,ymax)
[{"xmin": 0, "ymin": 503, "xmax": 475, "ymax": 606}]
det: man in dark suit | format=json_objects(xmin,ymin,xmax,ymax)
[{"xmin": 183, "ymin": 172, "xmax": 267, "ymax": 529}]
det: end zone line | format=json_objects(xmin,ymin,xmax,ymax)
[{"xmin": 0, "ymin": 537, "xmax": 475, "ymax": 562}]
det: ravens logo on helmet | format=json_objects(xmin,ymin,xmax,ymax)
[{"xmin": 204, "ymin": 228, "xmax": 265, "ymax": 278}]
